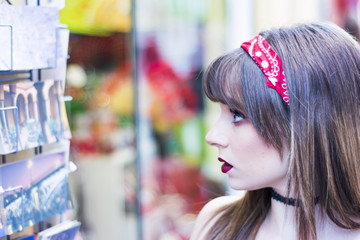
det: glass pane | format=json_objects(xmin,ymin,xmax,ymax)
[{"xmin": 135, "ymin": 0, "xmax": 227, "ymax": 239}]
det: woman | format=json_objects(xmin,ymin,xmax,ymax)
[{"xmin": 191, "ymin": 22, "xmax": 360, "ymax": 240}]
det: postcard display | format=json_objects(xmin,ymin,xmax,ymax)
[{"xmin": 0, "ymin": 2, "xmax": 80, "ymax": 240}]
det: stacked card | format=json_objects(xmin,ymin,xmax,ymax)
[
  {"xmin": 0, "ymin": 80, "xmax": 71, "ymax": 154},
  {"xmin": 0, "ymin": 149, "xmax": 73, "ymax": 235},
  {"xmin": 0, "ymin": 6, "xmax": 59, "ymax": 71},
  {"xmin": 37, "ymin": 220, "xmax": 81, "ymax": 240},
  {"xmin": 14, "ymin": 235, "xmax": 35, "ymax": 240}
]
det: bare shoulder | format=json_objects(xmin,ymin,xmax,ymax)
[{"xmin": 190, "ymin": 196, "xmax": 242, "ymax": 240}]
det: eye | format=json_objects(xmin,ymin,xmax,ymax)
[{"xmin": 230, "ymin": 109, "xmax": 246, "ymax": 124}]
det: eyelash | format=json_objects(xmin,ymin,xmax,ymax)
[{"xmin": 230, "ymin": 109, "xmax": 246, "ymax": 123}]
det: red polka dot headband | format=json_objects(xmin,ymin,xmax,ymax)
[{"xmin": 241, "ymin": 35, "xmax": 289, "ymax": 105}]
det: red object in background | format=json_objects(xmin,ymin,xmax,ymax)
[
  {"xmin": 68, "ymin": 33, "xmax": 129, "ymax": 69},
  {"xmin": 142, "ymin": 39, "xmax": 199, "ymax": 129},
  {"xmin": 336, "ymin": 0, "xmax": 348, "ymax": 16},
  {"xmin": 71, "ymin": 136, "xmax": 98, "ymax": 154},
  {"xmin": 332, "ymin": 0, "xmax": 359, "ymax": 28},
  {"xmin": 151, "ymin": 157, "xmax": 220, "ymax": 213},
  {"xmin": 142, "ymin": 157, "xmax": 225, "ymax": 240}
]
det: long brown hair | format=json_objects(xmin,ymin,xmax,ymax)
[{"xmin": 203, "ymin": 22, "xmax": 360, "ymax": 240}]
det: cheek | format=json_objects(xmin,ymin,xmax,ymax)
[
  {"xmin": 231, "ymin": 126, "xmax": 288, "ymax": 175},
  {"xmin": 226, "ymin": 123, "xmax": 290, "ymax": 190},
  {"xmin": 232, "ymin": 126, "xmax": 271, "ymax": 159}
]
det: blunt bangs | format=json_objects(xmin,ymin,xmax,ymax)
[
  {"xmin": 203, "ymin": 49, "xmax": 248, "ymax": 114},
  {"xmin": 202, "ymin": 48, "xmax": 290, "ymax": 150}
]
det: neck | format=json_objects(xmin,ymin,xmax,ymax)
[
  {"xmin": 267, "ymin": 196, "xmax": 298, "ymax": 238},
  {"xmin": 261, "ymin": 189, "xmax": 328, "ymax": 239},
  {"xmin": 257, "ymin": 188, "xmax": 298, "ymax": 239}
]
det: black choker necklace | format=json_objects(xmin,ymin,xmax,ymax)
[
  {"xmin": 270, "ymin": 189, "xmax": 319, "ymax": 207},
  {"xmin": 270, "ymin": 189, "xmax": 298, "ymax": 206}
]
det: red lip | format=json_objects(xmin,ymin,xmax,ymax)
[{"xmin": 218, "ymin": 157, "xmax": 233, "ymax": 173}]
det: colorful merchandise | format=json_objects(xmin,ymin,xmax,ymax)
[
  {"xmin": 59, "ymin": 0, "xmax": 131, "ymax": 35},
  {"xmin": 41, "ymin": 27, "xmax": 70, "ymax": 84}
]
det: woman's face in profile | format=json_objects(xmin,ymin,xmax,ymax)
[{"xmin": 205, "ymin": 103, "xmax": 290, "ymax": 192}]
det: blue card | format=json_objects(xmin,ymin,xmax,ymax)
[
  {"xmin": 0, "ymin": 150, "xmax": 73, "ymax": 235},
  {"xmin": 14, "ymin": 235, "xmax": 35, "ymax": 240},
  {"xmin": 38, "ymin": 220, "xmax": 81, "ymax": 240}
]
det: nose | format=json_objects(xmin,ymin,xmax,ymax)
[{"xmin": 205, "ymin": 125, "xmax": 228, "ymax": 148}]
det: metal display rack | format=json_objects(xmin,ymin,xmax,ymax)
[{"xmin": 0, "ymin": 1, "xmax": 75, "ymax": 239}]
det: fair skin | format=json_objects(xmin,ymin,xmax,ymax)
[
  {"xmin": 191, "ymin": 103, "xmax": 360, "ymax": 240},
  {"xmin": 205, "ymin": 103, "xmax": 290, "ymax": 192}
]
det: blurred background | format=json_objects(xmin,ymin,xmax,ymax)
[{"xmin": 59, "ymin": 0, "xmax": 360, "ymax": 239}]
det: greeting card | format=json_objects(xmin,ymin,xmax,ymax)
[
  {"xmin": 38, "ymin": 220, "xmax": 80, "ymax": 240},
  {"xmin": 0, "ymin": 80, "xmax": 71, "ymax": 154},
  {"xmin": 41, "ymin": 27, "xmax": 70, "ymax": 84},
  {"xmin": 9, "ymin": 82, "xmax": 45, "ymax": 150},
  {"xmin": 0, "ymin": 89, "xmax": 20, "ymax": 154},
  {"xmin": 0, "ymin": 26, "xmax": 12, "ymax": 70},
  {"xmin": 0, "ymin": 150, "xmax": 73, "ymax": 235},
  {"xmin": 0, "ymin": 5, "xmax": 59, "ymax": 70},
  {"xmin": 35, "ymin": 80, "xmax": 71, "ymax": 143},
  {"xmin": 14, "ymin": 235, "xmax": 35, "ymax": 240}
]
